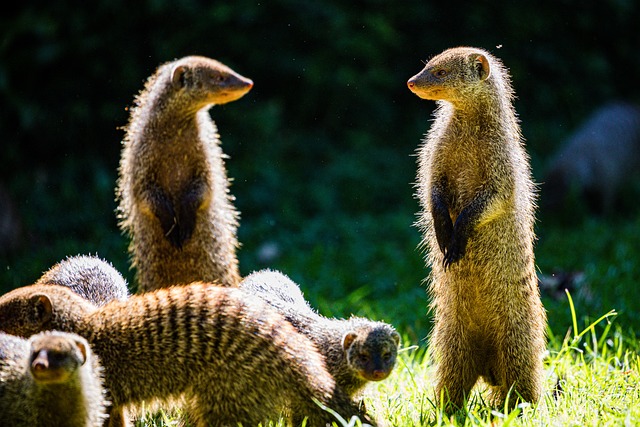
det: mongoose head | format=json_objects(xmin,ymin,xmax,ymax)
[
  {"xmin": 342, "ymin": 322, "xmax": 400, "ymax": 382},
  {"xmin": 28, "ymin": 331, "xmax": 88, "ymax": 384},
  {"xmin": 0, "ymin": 284, "xmax": 96, "ymax": 338},
  {"xmin": 167, "ymin": 55, "xmax": 253, "ymax": 107},
  {"xmin": 407, "ymin": 46, "xmax": 493, "ymax": 105}
]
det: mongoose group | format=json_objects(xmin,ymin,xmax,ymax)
[
  {"xmin": 0, "ymin": 282, "xmax": 373, "ymax": 427},
  {"xmin": 0, "ymin": 46, "xmax": 551, "ymax": 425},
  {"xmin": 407, "ymin": 46, "xmax": 546, "ymax": 410}
]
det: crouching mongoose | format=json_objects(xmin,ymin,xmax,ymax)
[
  {"xmin": 240, "ymin": 269, "xmax": 400, "ymax": 398},
  {"xmin": 0, "ymin": 283, "xmax": 376, "ymax": 427},
  {"xmin": 116, "ymin": 55, "xmax": 253, "ymax": 291},
  {"xmin": 407, "ymin": 46, "xmax": 547, "ymax": 411},
  {"xmin": 35, "ymin": 254, "xmax": 130, "ymax": 306},
  {"xmin": 0, "ymin": 330, "xmax": 108, "ymax": 427}
]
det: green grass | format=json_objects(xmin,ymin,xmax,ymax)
[
  {"xmin": 1, "ymin": 157, "xmax": 639, "ymax": 426},
  {"xmin": 366, "ymin": 300, "xmax": 640, "ymax": 427},
  {"xmin": 130, "ymin": 299, "xmax": 640, "ymax": 426}
]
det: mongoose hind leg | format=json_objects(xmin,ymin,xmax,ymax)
[
  {"xmin": 489, "ymin": 325, "xmax": 544, "ymax": 410},
  {"xmin": 433, "ymin": 325, "xmax": 480, "ymax": 412},
  {"xmin": 105, "ymin": 405, "xmax": 131, "ymax": 427},
  {"xmin": 188, "ymin": 407, "xmax": 269, "ymax": 427},
  {"xmin": 184, "ymin": 384, "xmax": 280, "ymax": 427}
]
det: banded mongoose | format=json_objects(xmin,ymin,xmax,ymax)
[
  {"xmin": 0, "ymin": 330, "xmax": 108, "ymax": 427},
  {"xmin": 116, "ymin": 55, "xmax": 253, "ymax": 292},
  {"xmin": 0, "ymin": 283, "xmax": 376, "ymax": 427},
  {"xmin": 35, "ymin": 254, "xmax": 130, "ymax": 306},
  {"xmin": 407, "ymin": 47, "xmax": 547, "ymax": 410},
  {"xmin": 240, "ymin": 269, "xmax": 400, "ymax": 398},
  {"xmin": 542, "ymin": 101, "xmax": 640, "ymax": 215}
]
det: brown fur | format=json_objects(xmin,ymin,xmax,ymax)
[
  {"xmin": 35, "ymin": 255, "xmax": 130, "ymax": 306},
  {"xmin": 407, "ymin": 47, "xmax": 547, "ymax": 410},
  {"xmin": 116, "ymin": 56, "xmax": 252, "ymax": 292},
  {"xmin": 0, "ymin": 283, "xmax": 375, "ymax": 427},
  {"xmin": 240, "ymin": 269, "xmax": 400, "ymax": 398},
  {"xmin": 0, "ymin": 331, "xmax": 108, "ymax": 427}
]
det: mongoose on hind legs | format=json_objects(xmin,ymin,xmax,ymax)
[
  {"xmin": 116, "ymin": 55, "xmax": 253, "ymax": 292},
  {"xmin": 407, "ymin": 47, "xmax": 547, "ymax": 411},
  {"xmin": 0, "ymin": 331, "xmax": 108, "ymax": 427},
  {"xmin": 240, "ymin": 269, "xmax": 400, "ymax": 398},
  {"xmin": 0, "ymin": 283, "xmax": 376, "ymax": 427},
  {"xmin": 35, "ymin": 254, "xmax": 130, "ymax": 306}
]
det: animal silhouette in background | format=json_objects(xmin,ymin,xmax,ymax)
[{"xmin": 542, "ymin": 101, "xmax": 640, "ymax": 216}]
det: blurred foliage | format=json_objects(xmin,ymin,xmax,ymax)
[{"xmin": 0, "ymin": 1, "xmax": 639, "ymax": 339}]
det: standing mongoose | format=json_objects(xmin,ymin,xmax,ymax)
[
  {"xmin": 407, "ymin": 47, "xmax": 547, "ymax": 411},
  {"xmin": 0, "ymin": 330, "xmax": 108, "ymax": 427},
  {"xmin": 0, "ymin": 283, "xmax": 376, "ymax": 427},
  {"xmin": 35, "ymin": 254, "xmax": 130, "ymax": 306},
  {"xmin": 116, "ymin": 55, "xmax": 253, "ymax": 292},
  {"xmin": 542, "ymin": 101, "xmax": 640, "ymax": 215},
  {"xmin": 240, "ymin": 269, "xmax": 400, "ymax": 398}
]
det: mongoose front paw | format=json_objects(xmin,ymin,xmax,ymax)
[
  {"xmin": 442, "ymin": 239, "xmax": 465, "ymax": 270},
  {"xmin": 163, "ymin": 221, "xmax": 182, "ymax": 248}
]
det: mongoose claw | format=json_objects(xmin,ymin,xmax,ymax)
[
  {"xmin": 442, "ymin": 241, "xmax": 464, "ymax": 270},
  {"xmin": 164, "ymin": 221, "xmax": 194, "ymax": 249},
  {"xmin": 442, "ymin": 251, "xmax": 454, "ymax": 270}
]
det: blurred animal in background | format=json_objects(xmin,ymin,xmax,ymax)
[
  {"xmin": 542, "ymin": 101, "xmax": 640, "ymax": 216},
  {"xmin": 538, "ymin": 270, "xmax": 591, "ymax": 303}
]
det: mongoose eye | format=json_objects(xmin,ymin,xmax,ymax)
[
  {"xmin": 434, "ymin": 69, "xmax": 448, "ymax": 78},
  {"xmin": 358, "ymin": 354, "xmax": 370, "ymax": 364},
  {"xmin": 212, "ymin": 74, "xmax": 226, "ymax": 83}
]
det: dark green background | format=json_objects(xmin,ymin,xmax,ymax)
[{"xmin": 1, "ymin": 1, "xmax": 639, "ymax": 340}]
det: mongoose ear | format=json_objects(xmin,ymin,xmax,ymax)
[
  {"xmin": 474, "ymin": 54, "xmax": 491, "ymax": 81},
  {"xmin": 171, "ymin": 65, "xmax": 189, "ymax": 89},
  {"xmin": 74, "ymin": 339, "xmax": 88, "ymax": 365},
  {"xmin": 391, "ymin": 331, "xmax": 401, "ymax": 346},
  {"xmin": 342, "ymin": 332, "xmax": 358, "ymax": 351},
  {"xmin": 31, "ymin": 294, "xmax": 53, "ymax": 325}
]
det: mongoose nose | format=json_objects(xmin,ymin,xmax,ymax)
[
  {"xmin": 371, "ymin": 370, "xmax": 389, "ymax": 380},
  {"xmin": 31, "ymin": 351, "xmax": 49, "ymax": 371},
  {"xmin": 407, "ymin": 78, "xmax": 417, "ymax": 90},
  {"xmin": 245, "ymin": 79, "xmax": 254, "ymax": 89}
]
